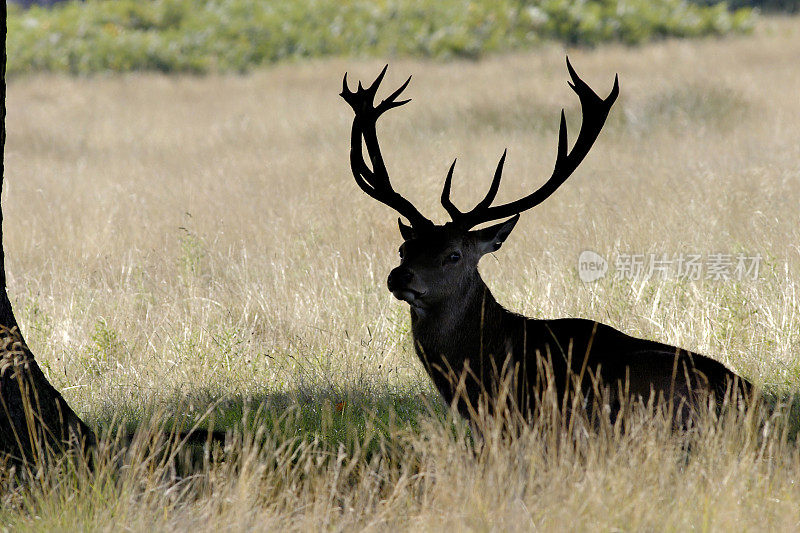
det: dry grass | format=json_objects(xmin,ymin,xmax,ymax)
[{"xmin": 2, "ymin": 17, "xmax": 800, "ymax": 531}]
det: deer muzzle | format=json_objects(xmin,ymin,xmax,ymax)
[{"xmin": 387, "ymin": 267, "xmax": 425, "ymax": 303}]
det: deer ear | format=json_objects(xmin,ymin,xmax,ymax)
[
  {"xmin": 473, "ymin": 215, "xmax": 519, "ymax": 255},
  {"xmin": 398, "ymin": 218, "xmax": 416, "ymax": 241}
]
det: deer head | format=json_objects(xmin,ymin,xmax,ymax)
[{"xmin": 341, "ymin": 60, "xmax": 618, "ymax": 316}]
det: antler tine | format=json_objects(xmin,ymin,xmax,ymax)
[
  {"xmin": 442, "ymin": 150, "xmax": 507, "ymax": 226},
  {"xmin": 376, "ymin": 74, "xmax": 412, "ymax": 115},
  {"xmin": 449, "ymin": 57, "xmax": 619, "ymax": 229},
  {"xmin": 440, "ymin": 159, "xmax": 463, "ymax": 220},
  {"xmin": 474, "ymin": 149, "xmax": 506, "ymax": 211},
  {"xmin": 566, "ymin": 56, "xmax": 620, "ymax": 109},
  {"xmin": 341, "ymin": 66, "xmax": 433, "ymax": 229},
  {"xmin": 367, "ymin": 64, "xmax": 388, "ymax": 96}
]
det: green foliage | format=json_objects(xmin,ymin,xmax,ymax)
[
  {"xmin": 690, "ymin": 0, "xmax": 800, "ymax": 12},
  {"xmin": 8, "ymin": 0, "xmax": 755, "ymax": 75},
  {"xmin": 178, "ymin": 227, "xmax": 208, "ymax": 279},
  {"xmin": 80, "ymin": 317, "xmax": 123, "ymax": 376}
]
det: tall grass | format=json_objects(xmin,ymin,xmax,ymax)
[
  {"xmin": 1, "ymin": 380, "xmax": 797, "ymax": 531},
  {"xmin": 1, "ymin": 17, "xmax": 799, "ymax": 530}
]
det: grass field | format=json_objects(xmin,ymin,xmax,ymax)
[{"xmin": 2, "ymin": 17, "xmax": 800, "ymax": 531}]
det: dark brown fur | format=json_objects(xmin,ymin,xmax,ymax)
[{"xmin": 397, "ymin": 230, "xmax": 750, "ymax": 424}]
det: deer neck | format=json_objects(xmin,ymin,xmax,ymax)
[{"xmin": 409, "ymin": 272, "xmax": 506, "ymax": 364}]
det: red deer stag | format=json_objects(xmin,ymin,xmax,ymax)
[{"xmin": 340, "ymin": 60, "xmax": 751, "ymax": 427}]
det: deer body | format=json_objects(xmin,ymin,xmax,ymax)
[
  {"xmin": 341, "ymin": 61, "xmax": 750, "ymax": 425},
  {"xmin": 408, "ymin": 273, "xmax": 744, "ymax": 421}
]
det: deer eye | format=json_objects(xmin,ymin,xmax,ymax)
[{"xmin": 444, "ymin": 251, "xmax": 461, "ymax": 265}]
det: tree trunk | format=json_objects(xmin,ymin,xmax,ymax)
[{"xmin": 0, "ymin": 3, "xmax": 95, "ymax": 467}]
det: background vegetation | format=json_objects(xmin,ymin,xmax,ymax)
[
  {"xmin": 1, "ymin": 16, "xmax": 799, "ymax": 528},
  {"xmin": 8, "ymin": 0, "xmax": 755, "ymax": 75},
  {"xmin": 693, "ymin": 0, "xmax": 800, "ymax": 12}
]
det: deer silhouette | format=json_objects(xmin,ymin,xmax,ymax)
[{"xmin": 340, "ymin": 60, "xmax": 751, "ymax": 427}]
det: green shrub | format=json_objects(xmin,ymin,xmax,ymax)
[
  {"xmin": 8, "ymin": 0, "xmax": 755, "ymax": 75},
  {"xmin": 690, "ymin": 0, "xmax": 799, "ymax": 12}
]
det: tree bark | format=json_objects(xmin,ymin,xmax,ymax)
[{"xmin": 0, "ymin": 3, "xmax": 95, "ymax": 467}]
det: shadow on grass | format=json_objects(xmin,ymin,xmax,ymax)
[
  {"xmin": 84, "ymin": 384, "xmax": 800, "ymax": 469},
  {"xmin": 87, "ymin": 384, "xmax": 456, "ymax": 461}
]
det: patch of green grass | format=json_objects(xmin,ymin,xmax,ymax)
[
  {"xmin": 8, "ymin": 0, "xmax": 755, "ymax": 75},
  {"xmin": 86, "ymin": 386, "xmax": 449, "ymax": 462},
  {"xmin": 178, "ymin": 226, "xmax": 208, "ymax": 281},
  {"xmin": 78, "ymin": 317, "xmax": 123, "ymax": 377}
]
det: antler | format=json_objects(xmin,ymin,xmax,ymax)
[
  {"xmin": 442, "ymin": 57, "xmax": 619, "ymax": 229},
  {"xmin": 341, "ymin": 66, "xmax": 433, "ymax": 229}
]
